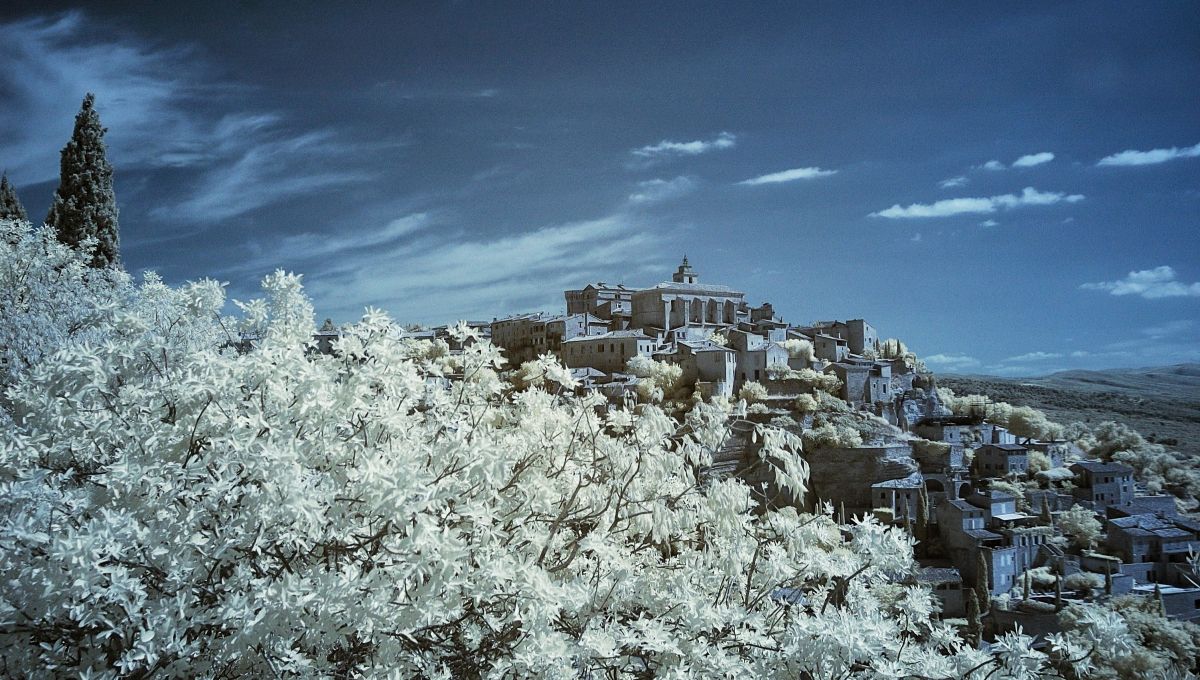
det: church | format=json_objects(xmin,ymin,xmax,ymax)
[{"xmin": 630, "ymin": 257, "xmax": 750, "ymax": 341}]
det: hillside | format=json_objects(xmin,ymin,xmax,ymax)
[{"xmin": 939, "ymin": 364, "xmax": 1200, "ymax": 459}]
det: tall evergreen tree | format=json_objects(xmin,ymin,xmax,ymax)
[
  {"xmin": 965, "ymin": 590, "xmax": 982, "ymax": 648},
  {"xmin": 46, "ymin": 93, "xmax": 120, "ymax": 268},
  {"xmin": 975, "ymin": 552, "xmax": 990, "ymax": 614},
  {"xmin": 0, "ymin": 173, "xmax": 28, "ymax": 223}
]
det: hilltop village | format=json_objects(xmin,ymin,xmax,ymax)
[{"xmin": 320, "ymin": 258, "xmax": 1200, "ymax": 636}]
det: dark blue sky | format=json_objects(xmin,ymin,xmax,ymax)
[{"xmin": 1, "ymin": 2, "xmax": 1198, "ymax": 375}]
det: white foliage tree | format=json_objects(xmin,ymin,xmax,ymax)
[{"xmin": 0, "ymin": 233, "xmax": 1191, "ymax": 677}]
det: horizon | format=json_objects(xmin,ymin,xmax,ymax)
[{"xmin": 1, "ymin": 3, "xmax": 1198, "ymax": 377}]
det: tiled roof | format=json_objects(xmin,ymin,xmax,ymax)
[
  {"xmin": 563, "ymin": 330, "xmax": 652, "ymax": 342},
  {"xmin": 642, "ymin": 281, "xmax": 745, "ymax": 295},
  {"xmin": 1070, "ymin": 460, "xmax": 1134, "ymax": 474}
]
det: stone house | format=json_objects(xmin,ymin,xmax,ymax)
[
  {"xmin": 914, "ymin": 568, "xmax": 965, "ymax": 618},
  {"xmin": 489, "ymin": 312, "xmax": 545, "ymax": 365},
  {"xmin": 673, "ymin": 340, "xmax": 737, "ymax": 397},
  {"xmin": 1070, "ymin": 461, "xmax": 1135, "ymax": 510},
  {"xmin": 537, "ymin": 313, "xmax": 608, "ymax": 354},
  {"xmin": 727, "ymin": 330, "xmax": 789, "ymax": 385},
  {"xmin": 564, "ymin": 282, "xmax": 636, "ymax": 321},
  {"xmin": 813, "ymin": 333, "xmax": 849, "ymax": 362},
  {"xmin": 562, "ymin": 330, "xmax": 656, "ymax": 374},
  {"xmin": 1105, "ymin": 513, "xmax": 1200, "ymax": 586},
  {"xmin": 871, "ymin": 473, "xmax": 924, "ymax": 522},
  {"xmin": 975, "ymin": 444, "xmax": 1029, "ymax": 477},
  {"xmin": 799, "ymin": 319, "xmax": 878, "ymax": 355}
]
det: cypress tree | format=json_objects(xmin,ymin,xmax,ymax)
[
  {"xmin": 965, "ymin": 590, "xmax": 982, "ymax": 648},
  {"xmin": 975, "ymin": 552, "xmax": 990, "ymax": 614},
  {"xmin": 1040, "ymin": 496, "xmax": 1052, "ymax": 525},
  {"xmin": 0, "ymin": 173, "xmax": 28, "ymax": 223},
  {"xmin": 46, "ymin": 93, "xmax": 120, "ymax": 268},
  {"xmin": 916, "ymin": 486, "xmax": 930, "ymax": 544}
]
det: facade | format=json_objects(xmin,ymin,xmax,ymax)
[
  {"xmin": 800, "ymin": 319, "xmax": 878, "ymax": 355},
  {"xmin": 562, "ymin": 331, "xmax": 656, "ymax": 374},
  {"xmin": 489, "ymin": 312, "xmax": 545, "ymax": 365},
  {"xmin": 1070, "ymin": 461, "xmax": 1135, "ymax": 509},
  {"xmin": 630, "ymin": 258, "xmax": 747, "ymax": 337},
  {"xmin": 564, "ymin": 282, "xmax": 636, "ymax": 321},
  {"xmin": 975, "ymin": 444, "xmax": 1029, "ymax": 477},
  {"xmin": 813, "ymin": 333, "xmax": 849, "ymax": 362}
]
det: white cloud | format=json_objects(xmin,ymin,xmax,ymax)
[
  {"xmin": 737, "ymin": 167, "xmax": 836, "ymax": 186},
  {"xmin": 923, "ymin": 353, "xmax": 980, "ymax": 371},
  {"xmin": 1097, "ymin": 142, "xmax": 1200, "ymax": 167},
  {"xmin": 631, "ymin": 132, "xmax": 736, "ymax": 158},
  {"xmin": 939, "ymin": 176, "xmax": 968, "ymax": 189},
  {"xmin": 910, "ymin": 232, "xmax": 922, "ymax": 242},
  {"xmin": 1012, "ymin": 152, "xmax": 1054, "ymax": 167},
  {"xmin": 979, "ymin": 219, "xmax": 999, "ymax": 227},
  {"xmin": 1141, "ymin": 319, "xmax": 1195, "ymax": 339},
  {"xmin": 981, "ymin": 160, "xmax": 1005, "ymax": 171},
  {"xmin": 628, "ymin": 176, "xmax": 697, "ymax": 204},
  {"xmin": 870, "ymin": 187, "xmax": 1084, "ymax": 219},
  {"xmin": 1081, "ymin": 266, "xmax": 1200, "ymax": 299},
  {"xmin": 1003, "ymin": 351, "xmax": 1063, "ymax": 363}
]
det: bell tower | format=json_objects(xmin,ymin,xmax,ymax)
[{"xmin": 672, "ymin": 255, "xmax": 698, "ymax": 284}]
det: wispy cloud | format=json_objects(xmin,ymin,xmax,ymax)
[
  {"xmin": 980, "ymin": 160, "xmax": 1005, "ymax": 171},
  {"xmin": 0, "ymin": 12, "xmax": 215, "ymax": 183},
  {"xmin": 979, "ymin": 219, "xmax": 999, "ymax": 227},
  {"xmin": 631, "ymin": 132, "xmax": 736, "ymax": 158},
  {"xmin": 939, "ymin": 176, "xmax": 968, "ymax": 189},
  {"xmin": 1012, "ymin": 152, "xmax": 1054, "ymax": 167},
  {"xmin": 153, "ymin": 127, "xmax": 370, "ymax": 223},
  {"xmin": 1097, "ymin": 142, "xmax": 1200, "ymax": 167},
  {"xmin": 305, "ymin": 214, "xmax": 667, "ymax": 323},
  {"xmin": 924, "ymin": 353, "xmax": 980, "ymax": 371},
  {"xmin": 737, "ymin": 166, "xmax": 836, "ymax": 186},
  {"xmin": 628, "ymin": 176, "xmax": 697, "ymax": 204},
  {"xmin": 1141, "ymin": 319, "xmax": 1195, "ymax": 339},
  {"xmin": 0, "ymin": 11, "xmax": 368, "ymax": 226},
  {"xmin": 1081, "ymin": 266, "xmax": 1200, "ymax": 299},
  {"xmin": 224, "ymin": 213, "xmax": 432, "ymax": 277},
  {"xmin": 870, "ymin": 187, "xmax": 1084, "ymax": 219},
  {"xmin": 1003, "ymin": 351, "xmax": 1063, "ymax": 363}
]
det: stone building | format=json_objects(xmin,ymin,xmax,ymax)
[
  {"xmin": 1105, "ymin": 513, "xmax": 1199, "ymax": 585},
  {"xmin": 727, "ymin": 329, "xmax": 789, "ymax": 385},
  {"xmin": 975, "ymin": 444, "xmax": 1029, "ymax": 477},
  {"xmin": 1069, "ymin": 461, "xmax": 1135, "ymax": 510},
  {"xmin": 800, "ymin": 319, "xmax": 878, "ymax": 355},
  {"xmin": 564, "ymin": 282, "xmax": 636, "ymax": 327},
  {"xmin": 562, "ymin": 330, "xmax": 656, "ymax": 374},
  {"xmin": 812, "ymin": 333, "xmax": 849, "ymax": 362},
  {"xmin": 630, "ymin": 257, "xmax": 748, "ymax": 339},
  {"xmin": 491, "ymin": 312, "xmax": 607, "ymax": 366}
]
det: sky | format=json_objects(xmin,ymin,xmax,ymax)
[{"xmin": 0, "ymin": 2, "xmax": 1197, "ymax": 376}]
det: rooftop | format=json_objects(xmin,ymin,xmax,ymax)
[
  {"xmin": 641, "ymin": 281, "xmax": 745, "ymax": 296},
  {"xmin": 981, "ymin": 443, "xmax": 1028, "ymax": 452},
  {"xmin": 1070, "ymin": 460, "xmax": 1134, "ymax": 475},
  {"xmin": 563, "ymin": 330, "xmax": 654, "ymax": 342}
]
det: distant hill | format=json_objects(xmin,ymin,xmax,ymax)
[{"xmin": 939, "ymin": 364, "xmax": 1200, "ymax": 459}]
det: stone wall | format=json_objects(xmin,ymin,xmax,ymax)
[{"xmin": 806, "ymin": 444, "xmax": 917, "ymax": 512}]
